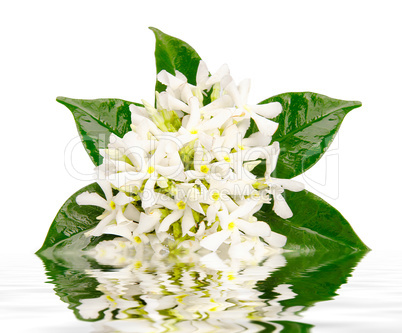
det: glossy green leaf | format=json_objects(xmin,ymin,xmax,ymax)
[
  {"xmin": 36, "ymin": 183, "xmax": 105, "ymax": 256},
  {"xmin": 256, "ymin": 92, "xmax": 362, "ymax": 179},
  {"xmin": 150, "ymin": 27, "xmax": 202, "ymax": 93},
  {"xmin": 57, "ymin": 97, "xmax": 139, "ymax": 166},
  {"xmin": 255, "ymin": 189, "xmax": 370, "ymax": 252}
]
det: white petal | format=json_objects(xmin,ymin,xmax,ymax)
[
  {"xmin": 136, "ymin": 212, "xmax": 160, "ymax": 234},
  {"xmin": 157, "ymin": 70, "xmax": 186, "ymax": 90},
  {"xmin": 243, "ymin": 132, "xmax": 271, "ymax": 147},
  {"xmin": 238, "ymin": 79, "xmax": 251, "ymax": 104},
  {"xmin": 264, "ymin": 231, "xmax": 287, "ymax": 248},
  {"xmin": 196, "ymin": 60, "xmax": 209, "ymax": 86},
  {"xmin": 243, "ymin": 160, "xmax": 261, "ymax": 172},
  {"xmin": 158, "ymin": 92, "xmax": 189, "ymax": 112},
  {"xmin": 222, "ymin": 76, "xmax": 242, "ymax": 106},
  {"xmin": 273, "ymin": 193, "xmax": 293, "ymax": 219},
  {"xmin": 124, "ymin": 203, "xmax": 141, "ymax": 221},
  {"xmin": 158, "ymin": 210, "xmax": 183, "ymax": 232},
  {"xmin": 186, "ymin": 96, "xmax": 201, "ymax": 130},
  {"xmin": 229, "ymin": 201, "xmax": 257, "ymax": 220},
  {"xmin": 236, "ymin": 118, "xmax": 251, "ymax": 137},
  {"xmin": 198, "ymin": 109, "xmax": 232, "ymax": 131},
  {"xmin": 88, "ymin": 213, "xmax": 116, "ymax": 237},
  {"xmin": 97, "ymin": 180, "xmax": 113, "ymax": 202},
  {"xmin": 250, "ymin": 102, "xmax": 282, "ymax": 118},
  {"xmin": 205, "ymin": 63, "xmax": 230, "ymax": 86},
  {"xmin": 182, "ymin": 207, "xmax": 195, "ymax": 236},
  {"xmin": 131, "ymin": 113, "xmax": 161, "ymax": 135},
  {"xmin": 115, "ymin": 208, "xmax": 128, "ymax": 224},
  {"xmin": 109, "ymin": 171, "xmax": 147, "ymax": 188},
  {"xmin": 129, "ymin": 104, "xmax": 149, "ymax": 118},
  {"xmin": 206, "ymin": 205, "xmax": 218, "ymax": 224},
  {"xmin": 185, "ymin": 170, "xmax": 205, "ymax": 181},
  {"xmin": 76, "ymin": 192, "xmax": 109, "ymax": 210},
  {"xmin": 180, "ymin": 83, "xmax": 194, "ymax": 103},
  {"xmin": 271, "ymin": 178, "xmax": 305, "ymax": 192},
  {"xmin": 194, "ymin": 221, "xmax": 206, "ymax": 237},
  {"xmin": 103, "ymin": 222, "xmax": 135, "ymax": 240},
  {"xmin": 141, "ymin": 178, "xmax": 157, "ymax": 209},
  {"xmin": 175, "ymin": 70, "xmax": 187, "ymax": 82},
  {"xmin": 265, "ymin": 141, "xmax": 280, "ymax": 176},
  {"xmin": 200, "ymin": 95, "xmax": 233, "ymax": 114},
  {"xmin": 155, "ymin": 194, "xmax": 177, "ymax": 210},
  {"xmin": 236, "ymin": 220, "xmax": 271, "ymax": 237},
  {"xmin": 251, "ymin": 112, "xmax": 279, "ymax": 136},
  {"xmin": 113, "ymin": 192, "xmax": 134, "ymax": 206},
  {"xmin": 198, "ymin": 132, "xmax": 214, "ymax": 151},
  {"xmin": 228, "ymin": 241, "xmax": 254, "ymax": 259},
  {"xmin": 200, "ymin": 230, "xmax": 231, "ymax": 252},
  {"xmin": 156, "ymin": 165, "xmax": 185, "ymax": 181},
  {"xmin": 187, "ymin": 201, "xmax": 205, "ymax": 215}
]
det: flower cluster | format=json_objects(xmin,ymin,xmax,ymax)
[{"xmin": 76, "ymin": 61, "xmax": 304, "ymax": 257}]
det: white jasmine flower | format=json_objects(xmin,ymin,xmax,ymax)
[
  {"xmin": 76, "ymin": 181, "xmax": 134, "ymax": 237},
  {"xmin": 157, "ymin": 186, "xmax": 204, "ymax": 236},
  {"xmin": 200, "ymin": 201, "xmax": 271, "ymax": 252},
  {"xmin": 263, "ymin": 142, "xmax": 304, "ymax": 219},
  {"xmin": 223, "ymin": 77, "xmax": 282, "ymax": 136}
]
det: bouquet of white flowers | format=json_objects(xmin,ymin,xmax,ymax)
[{"xmin": 37, "ymin": 28, "xmax": 368, "ymax": 259}]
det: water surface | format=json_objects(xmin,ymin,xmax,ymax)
[{"xmin": 1, "ymin": 250, "xmax": 401, "ymax": 332}]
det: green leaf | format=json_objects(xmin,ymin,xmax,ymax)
[
  {"xmin": 150, "ymin": 27, "xmax": 202, "ymax": 93},
  {"xmin": 57, "ymin": 97, "xmax": 139, "ymax": 166},
  {"xmin": 36, "ymin": 183, "xmax": 105, "ymax": 256},
  {"xmin": 256, "ymin": 189, "xmax": 370, "ymax": 252},
  {"xmin": 257, "ymin": 92, "xmax": 362, "ymax": 179}
]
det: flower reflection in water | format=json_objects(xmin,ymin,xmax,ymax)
[
  {"xmin": 78, "ymin": 239, "xmax": 299, "ymax": 332},
  {"xmin": 38, "ymin": 239, "xmax": 367, "ymax": 332}
]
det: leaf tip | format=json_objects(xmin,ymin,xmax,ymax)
[
  {"xmin": 149, "ymin": 26, "xmax": 162, "ymax": 37},
  {"xmin": 56, "ymin": 96, "xmax": 68, "ymax": 105}
]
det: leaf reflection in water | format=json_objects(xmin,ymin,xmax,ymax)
[{"xmin": 38, "ymin": 241, "xmax": 367, "ymax": 333}]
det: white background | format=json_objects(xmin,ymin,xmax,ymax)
[
  {"xmin": 1, "ymin": 1, "xmax": 402, "ymax": 332},
  {"xmin": 1, "ymin": 1, "xmax": 401, "ymax": 259}
]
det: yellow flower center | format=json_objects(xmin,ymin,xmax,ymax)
[
  {"xmin": 190, "ymin": 129, "xmax": 198, "ymax": 134},
  {"xmin": 110, "ymin": 201, "xmax": 116, "ymax": 210},
  {"xmin": 147, "ymin": 166, "xmax": 155, "ymax": 174},
  {"xmin": 224, "ymin": 155, "xmax": 231, "ymax": 162},
  {"xmin": 134, "ymin": 236, "xmax": 142, "ymax": 244},
  {"xmin": 212, "ymin": 192, "xmax": 220, "ymax": 201},
  {"xmin": 200, "ymin": 165, "xmax": 209, "ymax": 174},
  {"xmin": 177, "ymin": 200, "xmax": 186, "ymax": 210},
  {"xmin": 228, "ymin": 222, "xmax": 236, "ymax": 231},
  {"xmin": 237, "ymin": 144, "xmax": 245, "ymax": 151}
]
